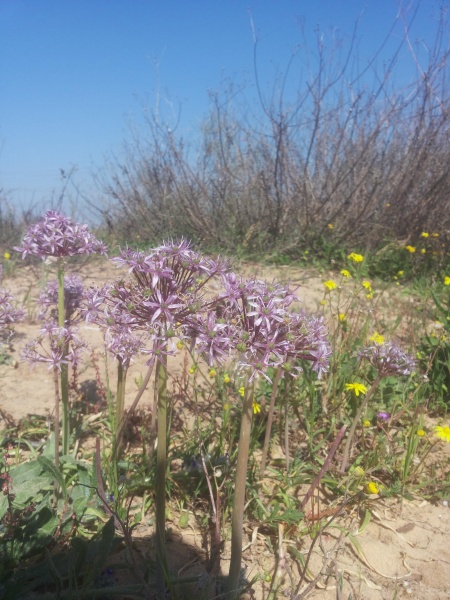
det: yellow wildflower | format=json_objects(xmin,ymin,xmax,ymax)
[
  {"xmin": 327, "ymin": 223, "xmax": 334, "ymax": 230},
  {"xmin": 385, "ymin": 203, "xmax": 391, "ymax": 207},
  {"xmin": 421, "ymin": 232, "xmax": 429, "ymax": 238},
  {"xmin": 363, "ymin": 420, "xmax": 371, "ymax": 428},
  {"xmin": 417, "ymin": 429, "xmax": 426, "ymax": 437},
  {"xmin": 432, "ymin": 233, "xmax": 439, "ymax": 237},
  {"xmin": 420, "ymin": 248, "xmax": 426, "ymax": 254},
  {"xmin": 369, "ymin": 332, "xmax": 385, "ymax": 345},
  {"xmin": 405, "ymin": 245, "xmax": 416, "ymax": 253},
  {"xmin": 434, "ymin": 425, "xmax": 450, "ymax": 443},
  {"xmin": 252, "ymin": 402, "xmax": 261, "ymax": 414},
  {"xmin": 347, "ymin": 252, "xmax": 364, "ymax": 263},
  {"xmin": 362, "ymin": 281, "xmax": 372, "ymax": 291},
  {"xmin": 3, "ymin": 252, "xmax": 10, "ymax": 260},
  {"xmin": 365, "ymin": 482, "xmax": 380, "ymax": 495},
  {"xmin": 320, "ymin": 299, "xmax": 327, "ymax": 306},
  {"xmin": 208, "ymin": 368, "xmax": 217, "ymax": 378},
  {"xmin": 189, "ymin": 365, "xmax": 197, "ymax": 374},
  {"xmin": 366, "ymin": 293, "xmax": 374, "ymax": 299},
  {"xmin": 176, "ymin": 341, "xmax": 183, "ymax": 350},
  {"xmin": 339, "ymin": 313, "xmax": 346, "ymax": 322},
  {"xmin": 323, "ymin": 280, "xmax": 337, "ymax": 291},
  {"xmin": 353, "ymin": 466, "xmax": 365, "ymax": 477},
  {"xmin": 345, "ymin": 382, "xmax": 368, "ymax": 396},
  {"xmin": 397, "ymin": 270, "xmax": 404, "ymax": 276},
  {"xmin": 444, "ymin": 276, "xmax": 450, "ymax": 286},
  {"xmin": 340, "ymin": 269, "xmax": 352, "ymax": 278},
  {"xmin": 238, "ymin": 386, "xmax": 245, "ymax": 397},
  {"xmin": 223, "ymin": 373, "xmax": 231, "ymax": 384}
]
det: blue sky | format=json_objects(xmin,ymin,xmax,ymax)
[{"xmin": 0, "ymin": 0, "xmax": 445, "ymax": 212}]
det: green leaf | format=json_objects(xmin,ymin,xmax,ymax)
[{"xmin": 38, "ymin": 455, "xmax": 67, "ymax": 498}]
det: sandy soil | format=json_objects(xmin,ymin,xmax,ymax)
[{"xmin": 1, "ymin": 257, "xmax": 450, "ymax": 599}]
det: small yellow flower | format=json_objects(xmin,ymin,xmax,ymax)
[
  {"xmin": 366, "ymin": 293, "xmax": 374, "ymax": 300},
  {"xmin": 444, "ymin": 276, "xmax": 450, "ymax": 286},
  {"xmin": 405, "ymin": 245, "xmax": 416, "ymax": 253},
  {"xmin": 417, "ymin": 429, "xmax": 426, "ymax": 437},
  {"xmin": 363, "ymin": 419, "xmax": 371, "ymax": 428},
  {"xmin": 223, "ymin": 373, "xmax": 231, "ymax": 384},
  {"xmin": 365, "ymin": 482, "xmax": 380, "ymax": 495},
  {"xmin": 320, "ymin": 299, "xmax": 327, "ymax": 306},
  {"xmin": 369, "ymin": 332, "xmax": 385, "ymax": 345},
  {"xmin": 362, "ymin": 280, "xmax": 372, "ymax": 291},
  {"xmin": 208, "ymin": 368, "xmax": 217, "ymax": 378},
  {"xmin": 238, "ymin": 386, "xmax": 245, "ymax": 397},
  {"xmin": 385, "ymin": 203, "xmax": 391, "ymax": 207},
  {"xmin": 339, "ymin": 313, "xmax": 346, "ymax": 322},
  {"xmin": 420, "ymin": 248, "xmax": 426, "ymax": 254},
  {"xmin": 347, "ymin": 252, "xmax": 364, "ymax": 263},
  {"xmin": 397, "ymin": 270, "xmax": 404, "ymax": 276},
  {"xmin": 327, "ymin": 223, "xmax": 334, "ymax": 230},
  {"xmin": 340, "ymin": 269, "xmax": 351, "ymax": 278},
  {"xmin": 434, "ymin": 425, "xmax": 450, "ymax": 443},
  {"xmin": 353, "ymin": 466, "xmax": 365, "ymax": 477},
  {"xmin": 432, "ymin": 232, "xmax": 439, "ymax": 237},
  {"xmin": 3, "ymin": 252, "xmax": 10, "ymax": 260},
  {"xmin": 421, "ymin": 232, "xmax": 429, "ymax": 238},
  {"xmin": 345, "ymin": 382, "xmax": 368, "ymax": 396},
  {"xmin": 176, "ymin": 341, "xmax": 183, "ymax": 350},
  {"xmin": 252, "ymin": 402, "xmax": 261, "ymax": 414},
  {"xmin": 189, "ymin": 365, "xmax": 197, "ymax": 374},
  {"xmin": 323, "ymin": 280, "xmax": 337, "ymax": 291}
]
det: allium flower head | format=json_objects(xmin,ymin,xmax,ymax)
[
  {"xmin": 89, "ymin": 240, "xmax": 230, "ymax": 366},
  {"xmin": 14, "ymin": 211, "xmax": 107, "ymax": 260},
  {"xmin": 22, "ymin": 324, "xmax": 85, "ymax": 371},
  {"xmin": 214, "ymin": 275, "xmax": 331, "ymax": 382},
  {"xmin": 38, "ymin": 274, "xmax": 86, "ymax": 325},
  {"xmin": 358, "ymin": 342, "xmax": 415, "ymax": 377},
  {"xmin": 0, "ymin": 290, "xmax": 25, "ymax": 334}
]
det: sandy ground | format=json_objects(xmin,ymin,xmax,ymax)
[{"xmin": 1, "ymin": 257, "xmax": 450, "ymax": 599}]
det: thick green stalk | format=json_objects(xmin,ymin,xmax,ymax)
[
  {"xmin": 57, "ymin": 263, "xmax": 70, "ymax": 456},
  {"xmin": 225, "ymin": 381, "xmax": 254, "ymax": 600},
  {"xmin": 259, "ymin": 367, "xmax": 282, "ymax": 478},
  {"xmin": 155, "ymin": 353, "xmax": 169, "ymax": 598},
  {"xmin": 115, "ymin": 362, "xmax": 127, "ymax": 434}
]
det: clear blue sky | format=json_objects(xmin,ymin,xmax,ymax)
[{"xmin": 0, "ymin": 0, "xmax": 445, "ymax": 213}]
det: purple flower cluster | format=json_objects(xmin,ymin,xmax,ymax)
[
  {"xmin": 38, "ymin": 274, "xmax": 86, "ymax": 326},
  {"xmin": 14, "ymin": 211, "xmax": 107, "ymax": 260},
  {"xmin": 358, "ymin": 342, "xmax": 415, "ymax": 377},
  {"xmin": 189, "ymin": 275, "xmax": 331, "ymax": 381},
  {"xmin": 0, "ymin": 290, "xmax": 25, "ymax": 334},
  {"xmin": 22, "ymin": 324, "xmax": 85, "ymax": 371},
  {"xmin": 85, "ymin": 239, "xmax": 331, "ymax": 381},
  {"xmin": 85, "ymin": 239, "xmax": 230, "ymax": 366}
]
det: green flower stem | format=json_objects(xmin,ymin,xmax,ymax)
[
  {"xmin": 225, "ymin": 380, "xmax": 254, "ymax": 600},
  {"xmin": 57, "ymin": 262, "xmax": 70, "ymax": 456},
  {"xmin": 115, "ymin": 361, "xmax": 127, "ymax": 437},
  {"xmin": 340, "ymin": 375, "xmax": 382, "ymax": 473},
  {"xmin": 116, "ymin": 360, "xmax": 154, "ymax": 451},
  {"xmin": 259, "ymin": 367, "xmax": 282, "ymax": 478},
  {"xmin": 155, "ymin": 352, "xmax": 169, "ymax": 598},
  {"xmin": 53, "ymin": 366, "xmax": 60, "ymax": 469}
]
